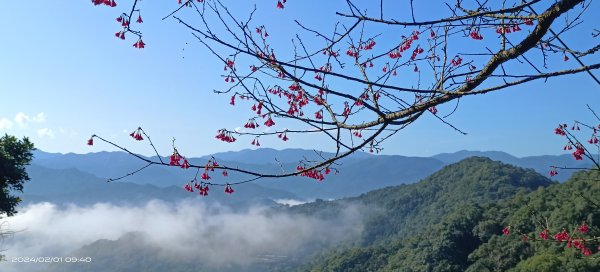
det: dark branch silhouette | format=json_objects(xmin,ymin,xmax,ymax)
[{"xmin": 90, "ymin": 0, "xmax": 599, "ymax": 194}]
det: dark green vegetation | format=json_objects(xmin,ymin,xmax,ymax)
[
  {"xmin": 39, "ymin": 157, "xmax": 599, "ymax": 271},
  {"xmin": 0, "ymin": 134, "xmax": 34, "ymax": 262},
  {"xmin": 304, "ymin": 158, "xmax": 600, "ymax": 271},
  {"xmin": 0, "ymin": 134, "xmax": 34, "ymax": 216}
]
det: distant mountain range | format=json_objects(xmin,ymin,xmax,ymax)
[
  {"xmin": 21, "ymin": 164, "xmax": 297, "ymax": 208},
  {"xmin": 23, "ymin": 148, "xmax": 594, "ymax": 203},
  {"xmin": 44, "ymin": 157, "xmax": 600, "ymax": 271},
  {"xmin": 432, "ymin": 150, "xmax": 594, "ymax": 180}
]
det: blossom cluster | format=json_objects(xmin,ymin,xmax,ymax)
[{"xmin": 502, "ymin": 223, "xmax": 596, "ymax": 256}]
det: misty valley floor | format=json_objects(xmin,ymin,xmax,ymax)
[{"xmin": 2, "ymin": 151, "xmax": 600, "ymax": 271}]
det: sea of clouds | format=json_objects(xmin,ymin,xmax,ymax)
[{"xmin": 0, "ymin": 199, "xmax": 364, "ymax": 271}]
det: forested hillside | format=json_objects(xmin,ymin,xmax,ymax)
[
  {"xmin": 39, "ymin": 157, "xmax": 599, "ymax": 271},
  {"xmin": 306, "ymin": 159, "xmax": 600, "ymax": 271}
]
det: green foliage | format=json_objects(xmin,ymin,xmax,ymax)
[
  {"xmin": 310, "ymin": 246, "xmax": 391, "ymax": 272},
  {"xmin": 466, "ymin": 235, "xmax": 533, "ymax": 271},
  {"xmin": 306, "ymin": 158, "xmax": 600, "ymax": 271},
  {"xmin": 382, "ymin": 205, "xmax": 484, "ymax": 272},
  {"xmin": 0, "ymin": 134, "xmax": 34, "ymax": 216},
  {"xmin": 511, "ymin": 251, "xmax": 600, "ymax": 272},
  {"xmin": 36, "ymin": 157, "xmax": 599, "ymax": 271},
  {"xmin": 302, "ymin": 157, "xmax": 553, "ymax": 271}
]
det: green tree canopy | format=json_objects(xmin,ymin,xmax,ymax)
[{"xmin": 0, "ymin": 134, "xmax": 34, "ymax": 216}]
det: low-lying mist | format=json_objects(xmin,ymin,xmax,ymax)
[{"xmin": 1, "ymin": 199, "xmax": 365, "ymax": 272}]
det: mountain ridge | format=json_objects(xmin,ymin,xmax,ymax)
[
  {"xmin": 21, "ymin": 164, "xmax": 298, "ymax": 208},
  {"xmin": 30, "ymin": 149, "xmax": 446, "ymax": 199},
  {"xmin": 45, "ymin": 156, "xmax": 596, "ymax": 272}
]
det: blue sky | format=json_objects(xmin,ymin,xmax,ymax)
[{"xmin": 0, "ymin": 0, "xmax": 598, "ymax": 158}]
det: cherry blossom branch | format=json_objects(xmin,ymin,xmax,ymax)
[
  {"xmin": 336, "ymin": 0, "xmax": 544, "ymax": 26},
  {"xmin": 549, "ymin": 106, "xmax": 600, "ymax": 178},
  {"xmin": 90, "ymin": 0, "xmax": 598, "ymax": 195}
]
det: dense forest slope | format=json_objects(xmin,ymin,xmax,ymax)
[
  {"xmin": 40, "ymin": 157, "xmax": 599, "ymax": 272},
  {"xmin": 306, "ymin": 159, "xmax": 600, "ymax": 271}
]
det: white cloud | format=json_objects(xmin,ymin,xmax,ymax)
[
  {"xmin": 14, "ymin": 112, "xmax": 46, "ymax": 128},
  {"xmin": 58, "ymin": 128, "xmax": 78, "ymax": 138},
  {"xmin": 32, "ymin": 112, "xmax": 46, "ymax": 123},
  {"xmin": 274, "ymin": 199, "xmax": 309, "ymax": 206},
  {"xmin": 14, "ymin": 112, "xmax": 28, "ymax": 126},
  {"xmin": 0, "ymin": 118, "xmax": 13, "ymax": 130},
  {"xmin": 1, "ymin": 200, "xmax": 365, "ymax": 271},
  {"xmin": 37, "ymin": 128, "xmax": 55, "ymax": 138}
]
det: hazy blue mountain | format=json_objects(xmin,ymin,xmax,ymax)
[
  {"xmin": 31, "ymin": 150, "xmax": 445, "ymax": 199},
  {"xmin": 32, "ymin": 150, "xmax": 173, "ymax": 182},
  {"xmin": 433, "ymin": 150, "xmax": 595, "ymax": 181},
  {"xmin": 20, "ymin": 164, "xmax": 298, "ymax": 207},
  {"xmin": 256, "ymin": 155, "xmax": 446, "ymax": 198},
  {"xmin": 31, "ymin": 148, "xmax": 371, "ymax": 182},
  {"xmin": 433, "ymin": 150, "xmax": 521, "ymax": 165},
  {"xmin": 208, "ymin": 148, "xmax": 372, "ymax": 164},
  {"xmin": 29, "ymin": 148, "xmax": 592, "ymax": 200}
]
